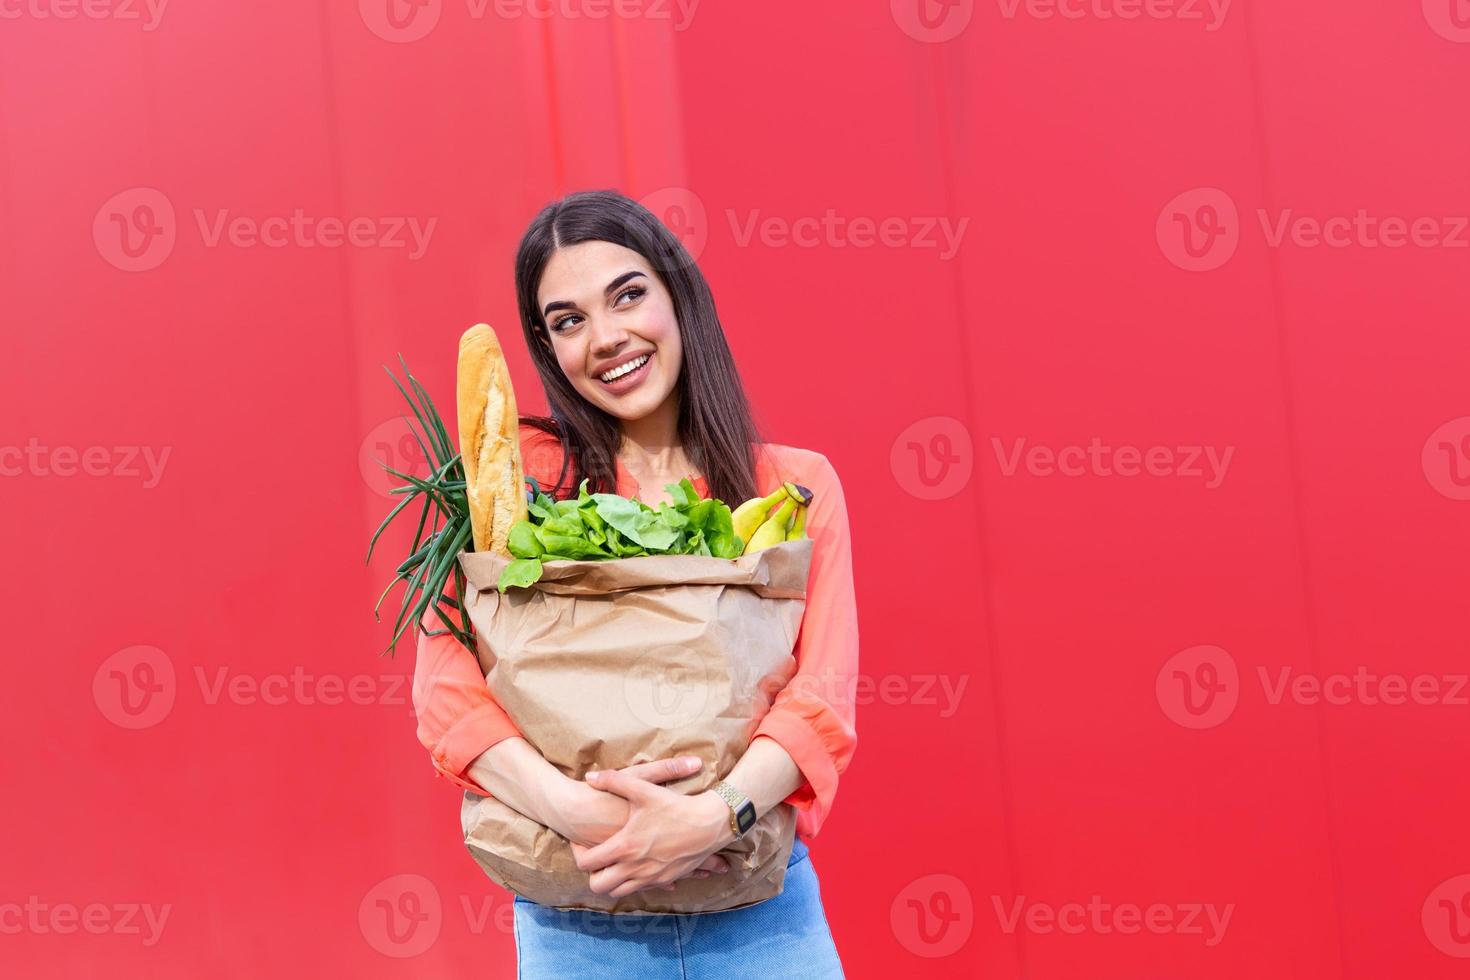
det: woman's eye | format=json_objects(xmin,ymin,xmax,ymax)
[{"xmin": 549, "ymin": 287, "xmax": 642, "ymax": 334}]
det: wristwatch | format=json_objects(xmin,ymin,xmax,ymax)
[{"xmin": 711, "ymin": 779, "xmax": 757, "ymax": 839}]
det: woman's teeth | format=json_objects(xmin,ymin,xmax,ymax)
[{"xmin": 599, "ymin": 354, "xmax": 649, "ymax": 383}]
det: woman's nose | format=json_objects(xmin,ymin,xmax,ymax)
[{"xmin": 587, "ymin": 316, "xmax": 630, "ymax": 354}]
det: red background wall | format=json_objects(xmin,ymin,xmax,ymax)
[{"xmin": 4, "ymin": 2, "xmax": 1470, "ymax": 977}]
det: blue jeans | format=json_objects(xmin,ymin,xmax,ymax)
[{"xmin": 512, "ymin": 838, "xmax": 844, "ymax": 979}]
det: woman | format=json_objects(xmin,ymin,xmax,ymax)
[{"xmin": 411, "ymin": 190, "xmax": 859, "ymax": 978}]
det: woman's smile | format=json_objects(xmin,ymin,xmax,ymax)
[{"xmin": 596, "ymin": 351, "xmax": 654, "ymax": 394}]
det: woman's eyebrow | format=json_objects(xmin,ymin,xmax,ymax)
[{"xmin": 542, "ymin": 270, "xmax": 646, "ymax": 317}]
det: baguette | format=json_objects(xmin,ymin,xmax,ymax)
[{"xmin": 456, "ymin": 323, "xmax": 528, "ymax": 555}]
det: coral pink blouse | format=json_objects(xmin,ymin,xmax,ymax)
[{"xmin": 410, "ymin": 424, "xmax": 859, "ymax": 839}]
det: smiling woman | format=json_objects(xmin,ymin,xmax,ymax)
[{"xmin": 412, "ymin": 190, "xmax": 857, "ymax": 979}]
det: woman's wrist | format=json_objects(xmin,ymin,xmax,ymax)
[{"xmin": 693, "ymin": 790, "xmax": 739, "ymax": 848}]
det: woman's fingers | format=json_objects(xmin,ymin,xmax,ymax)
[
  {"xmin": 695, "ymin": 854, "xmax": 729, "ymax": 873},
  {"xmin": 616, "ymin": 756, "xmax": 702, "ymax": 785}
]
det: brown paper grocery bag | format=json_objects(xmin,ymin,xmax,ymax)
[{"xmin": 455, "ymin": 536, "xmax": 813, "ymax": 915}]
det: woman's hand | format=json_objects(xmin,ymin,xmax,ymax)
[
  {"xmin": 570, "ymin": 768, "xmax": 738, "ymax": 898},
  {"xmin": 549, "ymin": 756, "xmax": 699, "ymax": 846},
  {"xmin": 545, "ymin": 756, "xmax": 730, "ymax": 894}
]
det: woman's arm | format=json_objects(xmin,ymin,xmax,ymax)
[
  {"xmin": 415, "ymin": 603, "xmax": 678, "ymax": 828},
  {"xmin": 744, "ymin": 452, "xmax": 860, "ymax": 838},
  {"xmin": 571, "ymin": 452, "xmax": 860, "ymax": 896},
  {"xmin": 413, "ymin": 590, "xmax": 728, "ymax": 882}
]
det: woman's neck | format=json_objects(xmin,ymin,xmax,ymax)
[{"xmin": 617, "ymin": 393, "xmax": 695, "ymax": 475}]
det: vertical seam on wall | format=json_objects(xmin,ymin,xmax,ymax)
[
  {"xmin": 926, "ymin": 37, "xmax": 1029, "ymax": 979},
  {"xmin": 540, "ymin": 17, "xmax": 566, "ymax": 198},
  {"xmin": 314, "ymin": 0, "xmax": 370, "ymax": 602},
  {"xmin": 1237, "ymin": 1, "xmax": 1348, "ymax": 975},
  {"xmin": 609, "ymin": 15, "xmax": 636, "ymax": 190}
]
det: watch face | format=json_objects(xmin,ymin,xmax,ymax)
[{"xmin": 735, "ymin": 802, "xmax": 757, "ymax": 835}]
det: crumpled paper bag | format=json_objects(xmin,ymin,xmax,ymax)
[{"xmin": 455, "ymin": 536, "xmax": 813, "ymax": 914}]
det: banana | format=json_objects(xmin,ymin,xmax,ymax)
[
  {"xmin": 743, "ymin": 497, "xmax": 799, "ymax": 555},
  {"xmin": 786, "ymin": 502, "xmax": 807, "ymax": 541},
  {"xmin": 731, "ymin": 485, "xmax": 791, "ymax": 547},
  {"xmin": 783, "ymin": 482, "xmax": 813, "ymax": 507}
]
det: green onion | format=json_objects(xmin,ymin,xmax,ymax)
[{"xmin": 366, "ymin": 356, "xmax": 478, "ymax": 657}]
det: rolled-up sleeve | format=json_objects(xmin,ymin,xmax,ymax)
[
  {"xmin": 409, "ymin": 421, "xmax": 564, "ymax": 795},
  {"xmin": 411, "ymin": 580, "xmax": 522, "ymax": 796},
  {"xmin": 752, "ymin": 453, "xmax": 859, "ymax": 839}
]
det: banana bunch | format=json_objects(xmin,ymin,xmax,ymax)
[{"xmin": 733, "ymin": 482, "xmax": 814, "ymax": 555}]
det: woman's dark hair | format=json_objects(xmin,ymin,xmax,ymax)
[{"xmin": 512, "ymin": 189, "xmax": 765, "ymax": 507}]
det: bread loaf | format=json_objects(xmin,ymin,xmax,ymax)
[{"xmin": 457, "ymin": 323, "xmax": 528, "ymax": 555}]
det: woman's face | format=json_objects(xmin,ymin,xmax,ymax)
[{"xmin": 536, "ymin": 240, "xmax": 683, "ymax": 422}]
